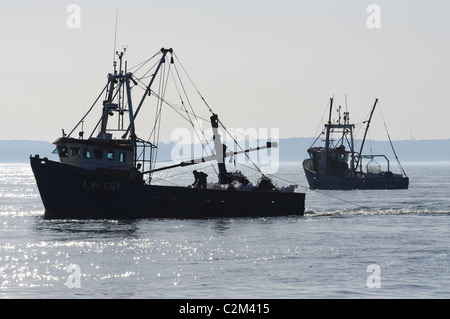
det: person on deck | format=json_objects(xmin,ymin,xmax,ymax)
[{"xmin": 192, "ymin": 170, "xmax": 208, "ymax": 189}]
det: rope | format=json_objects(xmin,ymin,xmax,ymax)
[
  {"xmin": 235, "ymin": 162, "xmax": 370, "ymax": 209},
  {"xmin": 173, "ymin": 53, "xmax": 214, "ymax": 114},
  {"xmin": 218, "ymin": 118, "xmax": 266, "ymax": 176},
  {"xmin": 127, "ymin": 51, "xmax": 161, "ymax": 73},
  {"xmin": 131, "ymin": 55, "xmax": 219, "ymax": 175},
  {"xmin": 131, "ymin": 68, "xmax": 218, "ymax": 174},
  {"xmin": 171, "ymin": 53, "xmax": 271, "ymax": 178},
  {"xmin": 149, "ymin": 61, "xmax": 169, "ymax": 171},
  {"xmin": 171, "ymin": 62, "xmax": 218, "ymax": 175},
  {"xmin": 378, "ymin": 102, "xmax": 408, "ymax": 177},
  {"xmin": 308, "ymin": 99, "xmax": 333, "ymax": 150},
  {"xmin": 68, "ymin": 83, "xmax": 108, "ymax": 138}
]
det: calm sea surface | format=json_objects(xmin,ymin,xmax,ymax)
[{"xmin": 0, "ymin": 162, "xmax": 449, "ymax": 299}]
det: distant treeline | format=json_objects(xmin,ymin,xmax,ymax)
[{"xmin": 1, "ymin": 138, "xmax": 449, "ymax": 163}]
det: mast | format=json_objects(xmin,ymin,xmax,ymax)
[
  {"xmin": 122, "ymin": 48, "xmax": 173, "ymax": 139},
  {"xmin": 348, "ymin": 115, "xmax": 356, "ymax": 173},
  {"xmin": 356, "ymin": 98, "xmax": 378, "ymax": 170},
  {"xmin": 324, "ymin": 97, "xmax": 333, "ymax": 173},
  {"xmin": 210, "ymin": 113, "xmax": 228, "ymax": 183},
  {"xmin": 95, "ymin": 48, "xmax": 172, "ymax": 169},
  {"xmin": 124, "ymin": 72, "xmax": 136, "ymax": 147},
  {"xmin": 99, "ymin": 51, "xmax": 125, "ymax": 138}
]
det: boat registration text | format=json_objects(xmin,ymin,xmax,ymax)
[{"xmin": 83, "ymin": 181, "xmax": 121, "ymax": 191}]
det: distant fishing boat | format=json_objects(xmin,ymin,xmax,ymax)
[
  {"xmin": 302, "ymin": 97, "xmax": 409, "ymax": 190},
  {"xmin": 30, "ymin": 47, "xmax": 305, "ymax": 219}
]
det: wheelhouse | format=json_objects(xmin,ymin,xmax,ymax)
[{"xmin": 53, "ymin": 137, "xmax": 133, "ymax": 171}]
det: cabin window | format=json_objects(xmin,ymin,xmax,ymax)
[
  {"xmin": 119, "ymin": 152, "xmax": 126, "ymax": 163},
  {"xmin": 93, "ymin": 149, "xmax": 103, "ymax": 159},
  {"xmin": 53, "ymin": 146, "xmax": 68, "ymax": 157},
  {"xmin": 83, "ymin": 148, "xmax": 91, "ymax": 159},
  {"xmin": 70, "ymin": 147, "xmax": 80, "ymax": 157},
  {"xmin": 107, "ymin": 151, "xmax": 114, "ymax": 161}
]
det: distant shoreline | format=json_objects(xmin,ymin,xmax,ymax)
[{"xmin": 1, "ymin": 138, "xmax": 449, "ymax": 163}]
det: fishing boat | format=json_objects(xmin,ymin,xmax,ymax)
[
  {"xmin": 30, "ymin": 47, "xmax": 305, "ymax": 219},
  {"xmin": 302, "ymin": 97, "xmax": 409, "ymax": 190}
]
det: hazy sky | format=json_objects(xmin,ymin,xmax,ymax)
[{"xmin": 1, "ymin": 0, "xmax": 449, "ymax": 142}]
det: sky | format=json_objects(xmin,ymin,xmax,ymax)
[{"xmin": 1, "ymin": 0, "xmax": 449, "ymax": 143}]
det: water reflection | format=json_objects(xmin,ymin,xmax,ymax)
[
  {"xmin": 33, "ymin": 217, "xmax": 139, "ymax": 241},
  {"xmin": 212, "ymin": 219, "xmax": 231, "ymax": 233}
]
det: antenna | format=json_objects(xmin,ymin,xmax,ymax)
[
  {"xmin": 113, "ymin": 8, "xmax": 119, "ymax": 73},
  {"xmin": 345, "ymin": 94, "xmax": 348, "ymax": 112}
]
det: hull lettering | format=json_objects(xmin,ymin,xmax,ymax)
[{"xmin": 83, "ymin": 181, "xmax": 121, "ymax": 191}]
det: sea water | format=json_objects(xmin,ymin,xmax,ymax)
[{"xmin": 0, "ymin": 162, "xmax": 449, "ymax": 299}]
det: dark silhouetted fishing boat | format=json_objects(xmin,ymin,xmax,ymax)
[
  {"xmin": 302, "ymin": 97, "xmax": 409, "ymax": 190},
  {"xmin": 30, "ymin": 47, "xmax": 305, "ymax": 219}
]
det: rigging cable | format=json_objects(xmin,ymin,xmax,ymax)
[
  {"xmin": 172, "ymin": 53, "xmax": 273, "ymax": 178},
  {"xmin": 173, "ymin": 53, "xmax": 214, "ymax": 114},
  {"xmin": 235, "ymin": 162, "xmax": 370, "ymax": 210},
  {"xmin": 131, "ymin": 73, "xmax": 215, "ymax": 145},
  {"xmin": 127, "ymin": 51, "xmax": 161, "ymax": 74},
  {"xmin": 377, "ymin": 102, "xmax": 408, "ymax": 177},
  {"xmin": 308, "ymin": 99, "xmax": 332, "ymax": 150},
  {"xmin": 218, "ymin": 118, "xmax": 266, "ymax": 176},
  {"xmin": 171, "ymin": 61, "xmax": 218, "ymax": 174},
  {"xmin": 68, "ymin": 83, "xmax": 109, "ymax": 138},
  {"xmin": 149, "ymin": 61, "xmax": 168, "ymax": 171}
]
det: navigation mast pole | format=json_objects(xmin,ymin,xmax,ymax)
[
  {"xmin": 356, "ymin": 98, "xmax": 378, "ymax": 170},
  {"xmin": 324, "ymin": 98, "xmax": 334, "ymax": 173},
  {"xmin": 210, "ymin": 113, "xmax": 228, "ymax": 184},
  {"xmin": 122, "ymin": 48, "xmax": 172, "ymax": 139}
]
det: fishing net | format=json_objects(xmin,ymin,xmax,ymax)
[{"xmin": 366, "ymin": 159, "xmax": 381, "ymax": 174}]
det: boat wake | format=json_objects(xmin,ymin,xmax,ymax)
[{"xmin": 304, "ymin": 207, "xmax": 450, "ymax": 217}]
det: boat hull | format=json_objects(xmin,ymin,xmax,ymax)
[
  {"xmin": 30, "ymin": 156, "xmax": 305, "ymax": 219},
  {"xmin": 303, "ymin": 166, "xmax": 409, "ymax": 190}
]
